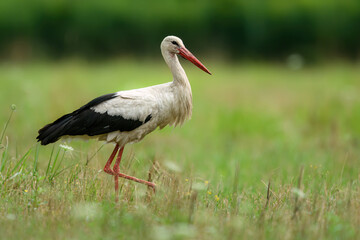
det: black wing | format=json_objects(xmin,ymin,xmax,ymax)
[{"xmin": 37, "ymin": 93, "xmax": 151, "ymax": 145}]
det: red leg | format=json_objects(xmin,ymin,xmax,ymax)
[
  {"xmin": 116, "ymin": 172, "xmax": 156, "ymax": 190},
  {"xmin": 113, "ymin": 146, "xmax": 124, "ymax": 202},
  {"xmin": 104, "ymin": 144, "xmax": 156, "ymax": 200},
  {"xmin": 112, "ymin": 146, "xmax": 156, "ymax": 190},
  {"xmin": 103, "ymin": 144, "xmax": 119, "ymax": 175}
]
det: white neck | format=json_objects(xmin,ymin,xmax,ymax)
[
  {"xmin": 161, "ymin": 48, "xmax": 193, "ymax": 126},
  {"xmin": 161, "ymin": 49, "xmax": 189, "ymax": 86}
]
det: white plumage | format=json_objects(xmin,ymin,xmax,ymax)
[
  {"xmin": 93, "ymin": 81, "xmax": 191, "ymax": 146},
  {"xmin": 37, "ymin": 36, "xmax": 211, "ymax": 196}
]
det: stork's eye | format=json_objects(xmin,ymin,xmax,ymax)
[{"xmin": 171, "ymin": 41, "xmax": 179, "ymax": 46}]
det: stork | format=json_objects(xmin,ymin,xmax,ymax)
[{"xmin": 36, "ymin": 36, "xmax": 211, "ymax": 198}]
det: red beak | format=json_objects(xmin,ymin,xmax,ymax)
[{"xmin": 178, "ymin": 47, "xmax": 211, "ymax": 75}]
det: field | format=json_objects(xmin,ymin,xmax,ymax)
[{"xmin": 0, "ymin": 59, "xmax": 360, "ymax": 239}]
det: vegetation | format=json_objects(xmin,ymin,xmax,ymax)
[
  {"xmin": 1, "ymin": 0, "xmax": 360, "ymax": 59},
  {"xmin": 1, "ymin": 60, "xmax": 359, "ymax": 239}
]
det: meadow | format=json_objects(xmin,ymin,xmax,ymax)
[{"xmin": 0, "ymin": 59, "xmax": 359, "ymax": 239}]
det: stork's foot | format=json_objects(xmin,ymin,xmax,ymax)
[
  {"xmin": 115, "ymin": 172, "xmax": 156, "ymax": 191},
  {"xmin": 104, "ymin": 168, "xmax": 156, "ymax": 190}
]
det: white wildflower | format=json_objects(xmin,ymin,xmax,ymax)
[{"xmin": 59, "ymin": 144, "xmax": 74, "ymax": 151}]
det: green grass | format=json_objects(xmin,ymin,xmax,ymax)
[{"xmin": 1, "ymin": 59, "xmax": 360, "ymax": 239}]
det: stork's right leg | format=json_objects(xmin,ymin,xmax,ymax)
[
  {"xmin": 104, "ymin": 144, "xmax": 156, "ymax": 201},
  {"xmin": 111, "ymin": 146, "xmax": 156, "ymax": 191}
]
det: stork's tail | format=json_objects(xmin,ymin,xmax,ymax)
[
  {"xmin": 37, "ymin": 93, "xmax": 120, "ymax": 145},
  {"xmin": 36, "ymin": 114, "xmax": 73, "ymax": 145}
]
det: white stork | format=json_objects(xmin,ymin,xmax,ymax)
[{"xmin": 37, "ymin": 36, "xmax": 211, "ymax": 197}]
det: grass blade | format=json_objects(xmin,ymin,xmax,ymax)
[
  {"xmin": 33, "ymin": 144, "xmax": 40, "ymax": 176},
  {"xmin": 7, "ymin": 148, "xmax": 32, "ymax": 178},
  {"xmin": 0, "ymin": 105, "xmax": 16, "ymax": 144},
  {"xmin": 45, "ymin": 145, "xmax": 55, "ymax": 179}
]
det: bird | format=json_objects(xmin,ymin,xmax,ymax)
[{"xmin": 36, "ymin": 36, "xmax": 211, "ymax": 199}]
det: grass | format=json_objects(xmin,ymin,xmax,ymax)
[{"xmin": 0, "ymin": 59, "xmax": 360, "ymax": 239}]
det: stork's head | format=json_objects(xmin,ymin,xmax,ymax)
[{"xmin": 161, "ymin": 36, "xmax": 211, "ymax": 75}]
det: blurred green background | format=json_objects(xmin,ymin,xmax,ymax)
[
  {"xmin": 1, "ymin": 1, "xmax": 360, "ymax": 239},
  {"xmin": 0, "ymin": 0, "xmax": 359, "ymax": 61}
]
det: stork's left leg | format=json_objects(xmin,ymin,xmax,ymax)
[
  {"xmin": 112, "ymin": 146, "xmax": 124, "ymax": 202},
  {"xmin": 112, "ymin": 146, "xmax": 156, "ymax": 191},
  {"xmin": 103, "ymin": 144, "xmax": 121, "ymax": 201},
  {"xmin": 103, "ymin": 144, "xmax": 119, "ymax": 175}
]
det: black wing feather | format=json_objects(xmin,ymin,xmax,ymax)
[{"xmin": 36, "ymin": 93, "xmax": 152, "ymax": 145}]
